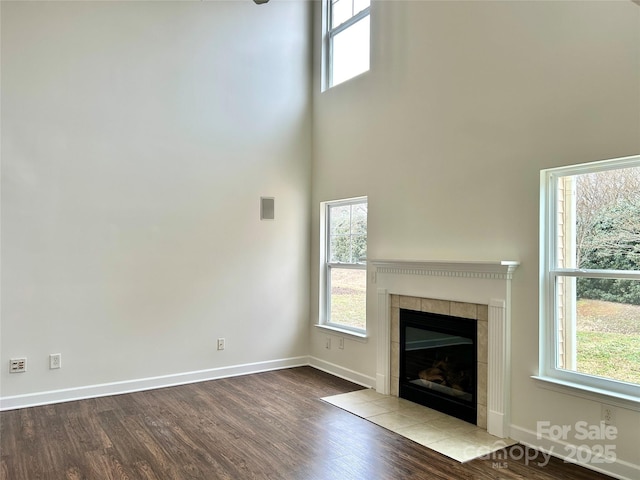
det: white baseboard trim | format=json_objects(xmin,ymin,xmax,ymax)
[
  {"xmin": 308, "ymin": 356, "xmax": 376, "ymax": 389},
  {"xmin": 509, "ymin": 424, "xmax": 640, "ymax": 480},
  {"xmin": 0, "ymin": 356, "xmax": 310, "ymax": 411}
]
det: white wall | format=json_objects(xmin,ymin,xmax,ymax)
[
  {"xmin": 2, "ymin": 0, "xmax": 640, "ymax": 476},
  {"xmin": 310, "ymin": 0, "xmax": 640, "ymax": 476},
  {"xmin": 1, "ymin": 0, "xmax": 312, "ymax": 399}
]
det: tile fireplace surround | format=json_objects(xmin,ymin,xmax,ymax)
[
  {"xmin": 391, "ymin": 294, "xmax": 488, "ymax": 428},
  {"xmin": 370, "ymin": 260, "xmax": 519, "ymax": 439}
]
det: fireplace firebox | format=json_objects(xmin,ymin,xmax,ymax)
[{"xmin": 399, "ymin": 308, "xmax": 477, "ymax": 424}]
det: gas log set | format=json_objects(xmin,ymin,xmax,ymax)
[
  {"xmin": 400, "ymin": 308, "xmax": 478, "ymax": 424},
  {"xmin": 418, "ymin": 358, "xmax": 472, "ymax": 396}
]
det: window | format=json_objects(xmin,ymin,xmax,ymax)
[
  {"xmin": 540, "ymin": 155, "xmax": 640, "ymax": 399},
  {"xmin": 324, "ymin": 0, "xmax": 370, "ymax": 89},
  {"xmin": 320, "ymin": 197, "xmax": 367, "ymax": 334}
]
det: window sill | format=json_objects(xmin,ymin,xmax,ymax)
[
  {"xmin": 314, "ymin": 324, "xmax": 368, "ymax": 342},
  {"xmin": 532, "ymin": 375, "xmax": 640, "ymax": 412}
]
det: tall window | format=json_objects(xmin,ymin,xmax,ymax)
[
  {"xmin": 324, "ymin": 0, "xmax": 371, "ymax": 89},
  {"xmin": 540, "ymin": 155, "xmax": 640, "ymax": 399},
  {"xmin": 321, "ymin": 197, "xmax": 367, "ymax": 334}
]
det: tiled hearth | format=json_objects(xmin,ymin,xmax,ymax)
[
  {"xmin": 322, "ymin": 389, "xmax": 517, "ymax": 463},
  {"xmin": 390, "ymin": 294, "xmax": 489, "ymax": 429}
]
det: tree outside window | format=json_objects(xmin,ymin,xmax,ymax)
[
  {"xmin": 542, "ymin": 156, "xmax": 640, "ymax": 396},
  {"xmin": 322, "ymin": 198, "xmax": 367, "ymax": 333}
]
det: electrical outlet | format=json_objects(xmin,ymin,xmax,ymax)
[
  {"xmin": 338, "ymin": 337, "xmax": 344, "ymax": 350},
  {"xmin": 217, "ymin": 338, "xmax": 225, "ymax": 351},
  {"xmin": 49, "ymin": 353, "xmax": 62, "ymax": 369},
  {"xmin": 10, "ymin": 358, "xmax": 27, "ymax": 373},
  {"xmin": 325, "ymin": 337, "xmax": 331, "ymax": 349},
  {"xmin": 601, "ymin": 404, "xmax": 616, "ymax": 426}
]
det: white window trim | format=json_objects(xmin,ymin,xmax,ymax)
[
  {"xmin": 537, "ymin": 154, "xmax": 640, "ymax": 405},
  {"xmin": 318, "ymin": 196, "xmax": 368, "ymax": 337},
  {"xmin": 322, "ymin": 0, "xmax": 371, "ymax": 90},
  {"xmin": 314, "ymin": 323, "xmax": 368, "ymax": 341}
]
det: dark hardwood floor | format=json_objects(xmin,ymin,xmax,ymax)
[{"xmin": 1, "ymin": 367, "xmax": 613, "ymax": 479}]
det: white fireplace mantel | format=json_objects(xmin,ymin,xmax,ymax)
[
  {"xmin": 370, "ymin": 259, "xmax": 519, "ymax": 438},
  {"xmin": 371, "ymin": 259, "xmax": 519, "ymax": 281}
]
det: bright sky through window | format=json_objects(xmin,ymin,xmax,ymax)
[{"xmin": 327, "ymin": 0, "xmax": 370, "ymax": 88}]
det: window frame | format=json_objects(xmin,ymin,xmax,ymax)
[
  {"xmin": 319, "ymin": 196, "xmax": 368, "ymax": 336},
  {"xmin": 323, "ymin": 0, "xmax": 371, "ymax": 90},
  {"xmin": 539, "ymin": 154, "xmax": 640, "ymax": 401}
]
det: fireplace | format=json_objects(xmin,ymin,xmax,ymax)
[
  {"xmin": 400, "ymin": 308, "xmax": 477, "ymax": 424},
  {"xmin": 371, "ymin": 259, "xmax": 519, "ymax": 438}
]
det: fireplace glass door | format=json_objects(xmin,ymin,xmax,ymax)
[{"xmin": 399, "ymin": 309, "xmax": 477, "ymax": 424}]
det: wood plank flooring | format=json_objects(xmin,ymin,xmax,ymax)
[{"xmin": 1, "ymin": 367, "xmax": 613, "ymax": 479}]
